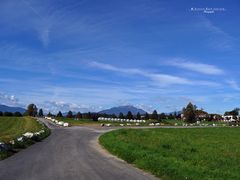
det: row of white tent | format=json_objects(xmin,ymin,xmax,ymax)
[
  {"xmin": 45, "ymin": 117, "xmax": 69, "ymax": 127},
  {"xmin": 98, "ymin": 117, "xmax": 146, "ymax": 123}
]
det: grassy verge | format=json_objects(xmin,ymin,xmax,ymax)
[
  {"xmin": 0, "ymin": 117, "xmax": 50, "ymax": 160},
  {"xmin": 99, "ymin": 128, "xmax": 240, "ymax": 180}
]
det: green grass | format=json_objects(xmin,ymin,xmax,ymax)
[
  {"xmin": 56, "ymin": 117, "xmax": 99, "ymax": 126},
  {"xmin": 99, "ymin": 128, "xmax": 240, "ymax": 180},
  {"xmin": 0, "ymin": 117, "xmax": 44, "ymax": 142},
  {"xmin": 0, "ymin": 116, "xmax": 50, "ymax": 160}
]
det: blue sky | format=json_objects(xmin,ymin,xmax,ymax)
[{"xmin": 0, "ymin": 0, "xmax": 240, "ymax": 114}]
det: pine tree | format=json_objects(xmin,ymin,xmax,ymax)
[
  {"xmin": 151, "ymin": 110, "xmax": 158, "ymax": 120},
  {"xmin": 119, "ymin": 112, "xmax": 124, "ymax": 119},
  {"xmin": 136, "ymin": 112, "xmax": 141, "ymax": 119},
  {"xmin": 66, "ymin": 111, "xmax": 73, "ymax": 118},
  {"xmin": 57, "ymin": 111, "xmax": 63, "ymax": 117},
  {"xmin": 126, "ymin": 111, "xmax": 133, "ymax": 119},
  {"xmin": 38, "ymin": 109, "xmax": 44, "ymax": 117}
]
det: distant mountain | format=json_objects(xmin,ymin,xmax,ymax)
[
  {"xmin": 0, "ymin": 104, "xmax": 26, "ymax": 113},
  {"xmin": 98, "ymin": 105, "xmax": 146, "ymax": 115}
]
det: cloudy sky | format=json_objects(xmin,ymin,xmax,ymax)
[{"xmin": 0, "ymin": 0, "xmax": 240, "ymax": 114}]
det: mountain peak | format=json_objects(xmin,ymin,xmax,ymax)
[{"xmin": 98, "ymin": 105, "xmax": 146, "ymax": 115}]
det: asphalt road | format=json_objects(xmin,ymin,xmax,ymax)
[{"xmin": 0, "ymin": 119, "xmax": 158, "ymax": 180}]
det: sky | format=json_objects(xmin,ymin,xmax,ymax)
[{"xmin": 0, "ymin": 0, "xmax": 240, "ymax": 114}]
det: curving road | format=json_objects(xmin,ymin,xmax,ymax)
[{"xmin": 0, "ymin": 118, "xmax": 158, "ymax": 180}]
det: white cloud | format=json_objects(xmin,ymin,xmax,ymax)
[
  {"xmin": 90, "ymin": 61, "xmax": 221, "ymax": 87},
  {"xmin": 0, "ymin": 92, "xmax": 21, "ymax": 106},
  {"xmin": 167, "ymin": 59, "xmax": 224, "ymax": 75},
  {"xmin": 226, "ymin": 80, "xmax": 240, "ymax": 91},
  {"xmin": 197, "ymin": 17, "xmax": 235, "ymax": 50}
]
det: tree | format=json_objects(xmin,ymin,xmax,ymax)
[
  {"xmin": 144, "ymin": 112, "xmax": 149, "ymax": 120},
  {"xmin": 27, "ymin": 104, "xmax": 38, "ymax": 117},
  {"xmin": 76, "ymin": 112, "xmax": 82, "ymax": 119},
  {"xmin": 14, "ymin": 112, "xmax": 22, "ymax": 117},
  {"xmin": 224, "ymin": 108, "xmax": 239, "ymax": 116},
  {"xmin": 57, "ymin": 111, "xmax": 63, "ymax": 117},
  {"xmin": 159, "ymin": 113, "xmax": 166, "ymax": 120},
  {"xmin": 151, "ymin": 110, "xmax": 158, "ymax": 120},
  {"xmin": 183, "ymin": 102, "xmax": 196, "ymax": 123},
  {"xmin": 119, "ymin": 112, "xmax": 124, "ymax": 119},
  {"xmin": 38, "ymin": 109, "xmax": 44, "ymax": 117},
  {"xmin": 136, "ymin": 112, "xmax": 141, "ymax": 119},
  {"xmin": 168, "ymin": 113, "xmax": 174, "ymax": 119},
  {"xmin": 47, "ymin": 112, "xmax": 52, "ymax": 117},
  {"xmin": 66, "ymin": 111, "xmax": 73, "ymax": 118},
  {"xmin": 0, "ymin": 111, "xmax": 3, "ymax": 116},
  {"xmin": 126, "ymin": 111, "xmax": 133, "ymax": 119},
  {"xmin": 111, "ymin": 114, "xmax": 117, "ymax": 118},
  {"xmin": 3, "ymin": 112, "xmax": 13, "ymax": 116}
]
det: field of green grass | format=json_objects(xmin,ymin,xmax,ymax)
[
  {"xmin": 0, "ymin": 117, "xmax": 44, "ymax": 142},
  {"xmin": 0, "ymin": 117, "xmax": 50, "ymax": 160},
  {"xmin": 99, "ymin": 128, "xmax": 240, "ymax": 180},
  {"xmin": 55, "ymin": 117, "xmax": 99, "ymax": 126}
]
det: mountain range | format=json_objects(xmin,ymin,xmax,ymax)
[
  {"xmin": 98, "ymin": 105, "xmax": 146, "ymax": 115},
  {"xmin": 0, "ymin": 104, "xmax": 26, "ymax": 113}
]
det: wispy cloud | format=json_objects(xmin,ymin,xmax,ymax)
[
  {"xmin": 166, "ymin": 59, "xmax": 224, "ymax": 75},
  {"xmin": 226, "ymin": 80, "xmax": 240, "ymax": 91},
  {"xmin": 90, "ymin": 61, "xmax": 221, "ymax": 87},
  {"xmin": 197, "ymin": 17, "xmax": 235, "ymax": 50}
]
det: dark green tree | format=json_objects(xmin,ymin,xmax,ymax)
[
  {"xmin": 47, "ymin": 112, "xmax": 52, "ymax": 117},
  {"xmin": 126, "ymin": 111, "xmax": 133, "ymax": 119},
  {"xmin": 76, "ymin": 112, "xmax": 82, "ymax": 119},
  {"xmin": 38, "ymin": 109, "xmax": 44, "ymax": 117},
  {"xmin": 119, "ymin": 112, "xmax": 124, "ymax": 119},
  {"xmin": 159, "ymin": 113, "xmax": 166, "ymax": 120},
  {"xmin": 144, "ymin": 112, "xmax": 149, "ymax": 120},
  {"xmin": 3, "ymin": 112, "xmax": 13, "ymax": 116},
  {"xmin": 111, "ymin": 114, "xmax": 117, "ymax": 118},
  {"xmin": 136, "ymin": 112, "xmax": 141, "ymax": 119},
  {"xmin": 66, "ymin": 111, "xmax": 73, "ymax": 118},
  {"xmin": 27, "ymin": 104, "xmax": 38, "ymax": 117},
  {"xmin": 183, "ymin": 102, "xmax": 197, "ymax": 123},
  {"xmin": 0, "ymin": 111, "xmax": 3, "ymax": 116},
  {"xmin": 14, "ymin": 112, "xmax": 22, "ymax": 117},
  {"xmin": 151, "ymin": 110, "xmax": 158, "ymax": 120},
  {"xmin": 57, "ymin": 111, "xmax": 63, "ymax": 117}
]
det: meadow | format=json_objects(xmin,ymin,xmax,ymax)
[
  {"xmin": 0, "ymin": 117, "xmax": 45, "ymax": 142},
  {"xmin": 99, "ymin": 127, "xmax": 240, "ymax": 180},
  {"xmin": 0, "ymin": 117, "xmax": 50, "ymax": 160}
]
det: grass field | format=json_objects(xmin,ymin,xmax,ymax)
[
  {"xmin": 0, "ymin": 117, "xmax": 45, "ymax": 142},
  {"xmin": 99, "ymin": 128, "xmax": 240, "ymax": 180},
  {"xmin": 0, "ymin": 117, "xmax": 50, "ymax": 160}
]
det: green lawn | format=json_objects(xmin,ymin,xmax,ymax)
[
  {"xmin": 99, "ymin": 128, "xmax": 240, "ymax": 180},
  {"xmin": 0, "ymin": 117, "xmax": 45, "ymax": 142},
  {"xmin": 55, "ymin": 117, "xmax": 99, "ymax": 126}
]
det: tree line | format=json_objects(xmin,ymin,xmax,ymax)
[{"xmin": 2, "ymin": 102, "xmax": 238, "ymax": 123}]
